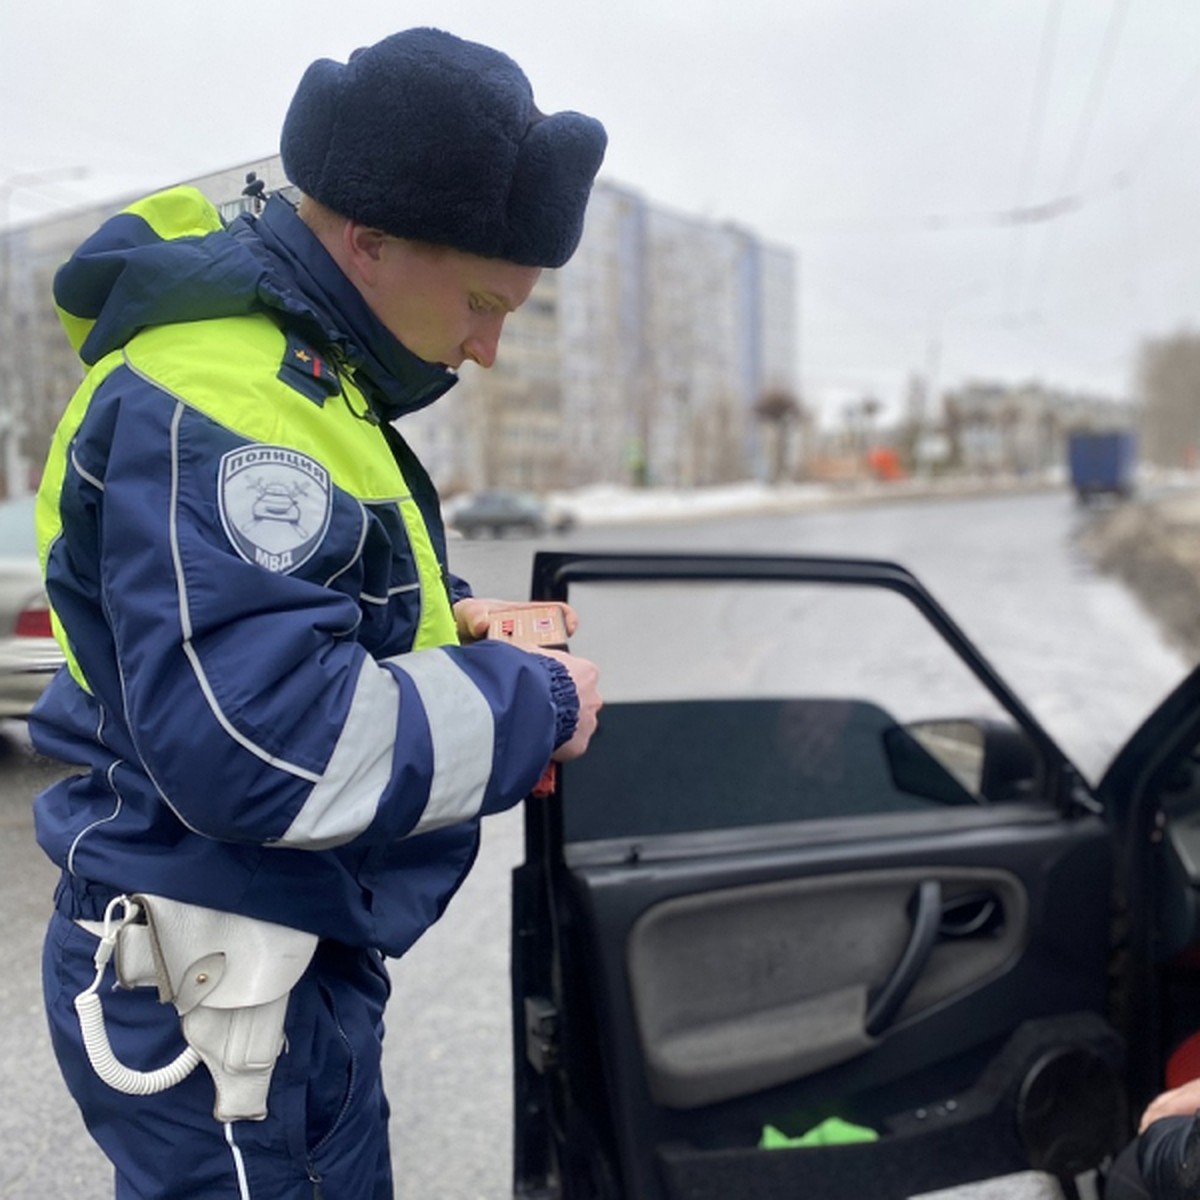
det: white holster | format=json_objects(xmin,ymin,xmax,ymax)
[{"xmin": 74, "ymin": 894, "xmax": 318, "ymax": 1122}]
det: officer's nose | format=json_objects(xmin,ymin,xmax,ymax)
[{"xmin": 462, "ymin": 315, "xmax": 505, "ymax": 369}]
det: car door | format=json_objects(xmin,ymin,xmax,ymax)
[
  {"xmin": 511, "ymin": 551, "xmax": 1146, "ymax": 1200},
  {"xmin": 1093, "ymin": 662, "xmax": 1200, "ymax": 1116}
]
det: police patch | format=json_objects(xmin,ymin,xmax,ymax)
[{"xmin": 218, "ymin": 446, "xmax": 332, "ymax": 574}]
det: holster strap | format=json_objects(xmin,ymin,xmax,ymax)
[{"xmin": 77, "ymin": 894, "xmax": 318, "ymax": 1122}]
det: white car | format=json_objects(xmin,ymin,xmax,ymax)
[
  {"xmin": 0, "ymin": 497, "xmax": 64, "ymax": 717},
  {"xmin": 449, "ymin": 489, "xmax": 576, "ymax": 539}
]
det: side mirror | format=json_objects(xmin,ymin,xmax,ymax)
[{"xmin": 907, "ymin": 718, "xmax": 1042, "ymax": 804}]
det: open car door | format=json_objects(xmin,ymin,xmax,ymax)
[
  {"xmin": 510, "ymin": 551, "xmax": 1167, "ymax": 1200},
  {"xmin": 1093, "ymin": 659, "xmax": 1200, "ymax": 1122},
  {"xmin": 507, "ymin": 549, "xmax": 1200, "ymax": 1200}
]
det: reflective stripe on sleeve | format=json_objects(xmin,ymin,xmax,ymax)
[
  {"xmin": 276, "ymin": 657, "xmax": 400, "ymax": 849},
  {"xmin": 391, "ymin": 649, "xmax": 494, "ymax": 835},
  {"xmin": 276, "ymin": 648, "xmax": 494, "ymax": 849}
]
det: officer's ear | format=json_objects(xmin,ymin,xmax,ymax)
[{"xmin": 342, "ymin": 223, "xmax": 390, "ymax": 286}]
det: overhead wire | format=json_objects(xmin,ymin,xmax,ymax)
[
  {"xmin": 834, "ymin": 4, "xmax": 1196, "ymax": 405},
  {"xmin": 1026, "ymin": 0, "xmax": 1131, "ymax": 308},
  {"xmin": 920, "ymin": 36, "xmax": 1200, "ymax": 240},
  {"xmin": 1003, "ymin": 0, "xmax": 1065, "ymax": 320}
]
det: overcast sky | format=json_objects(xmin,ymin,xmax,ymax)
[{"xmin": 3, "ymin": 0, "xmax": 1200, "ymax": 424}]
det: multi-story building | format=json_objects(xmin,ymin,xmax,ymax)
[
  {"xmin": 5, "ymin": 202, "xmax": 115, "ymax": 490},
  {"xmin": 1, "ymin": 159, "xmax": 798, "ymax": 496},
  {"xmin": 941, "ymin": 380, "xmax": 1136, "ymax": 476}
]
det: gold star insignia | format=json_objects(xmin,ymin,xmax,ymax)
[{"xmin": 294, "ymin": 349, "xmax": 312, "ymax": 364}]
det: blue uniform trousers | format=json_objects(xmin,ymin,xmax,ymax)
[{"xmin": 43, "ymin": 879, "xmax": 394, "ymax": 1199}]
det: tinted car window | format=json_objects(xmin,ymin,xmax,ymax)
[{"xmin": 561, "ymin": 579, "xmax": 1045, "ymax": 844}]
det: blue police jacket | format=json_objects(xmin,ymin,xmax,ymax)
[{"xmin": 30, "ymin": 187, "xmax": 574, "ymax": 956}]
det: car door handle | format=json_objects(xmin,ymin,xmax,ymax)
[
  {"xmin": 865, "ymin": 880, "xmax": 943, "ymax": 1037},
  {"xmin": 938, "ymin": 890, "xmax": 1004, "ymax": 938}
]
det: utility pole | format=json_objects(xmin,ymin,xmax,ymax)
[{"xmin": 916, "ymin": 282, "xmax": 985, "ymax": 478}]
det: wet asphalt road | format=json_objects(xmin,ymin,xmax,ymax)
[{"xmin": 0, "ymin": 490, "xmax": 1190, "ymax": 1199}]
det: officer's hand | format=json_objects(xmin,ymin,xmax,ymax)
[
  {"xmin": 452, "ymin": 596, "xmax": 499, "ymax": 642},
  {"xmin": 537, "ymin": 649, "xmax": 601, "ymax": 762},
  {"xmin": 453, "ymin": 597, "xmax": 579, "ymax": 643}
]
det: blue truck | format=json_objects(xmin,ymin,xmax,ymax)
[{"xmin": 1067, "ymin": 430, "xmax": 1137, "ymax": 502}]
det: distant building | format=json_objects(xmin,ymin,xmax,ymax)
[
  {"xmin": 941, "ymin": 380, "xmax": 1136, "ymax": 476},
  {"xmin": 1, "ymin": 158, "xmax": 798, "ymax": 496},
  {"xmin": 1, "ymin": 206, "xmax": 104, "ymax": 493}
]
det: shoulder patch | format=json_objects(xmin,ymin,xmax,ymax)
[
  {"xmin": 278, "ymin": 332, "xmax": 341, "ymax": 405},
  {"xmin": 218, "ymin": 446, "xmax": 333, "ymax": 573}
]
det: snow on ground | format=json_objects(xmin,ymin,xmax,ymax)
[
  {"xmin": 546, "ymin": 480, "xmax": 835, "ymax": 524},
  {"xmin": 545, "ymin": 474, "xmax": 1068, "ymax": 527}
]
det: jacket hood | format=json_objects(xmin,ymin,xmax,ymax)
[{"xmin": 53, "ymin": 186, "xmax": 456, "ymax": 421}]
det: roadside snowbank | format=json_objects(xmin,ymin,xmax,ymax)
[{"xmin": 546, "ymin": 474, "xmax": 1065, "ymax": 528}]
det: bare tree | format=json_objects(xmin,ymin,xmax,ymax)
[
  {"xmin": 754, "ymin": 388, "xmax": 802, "ymax": 483},
  {"xmin": 941, "ymin": 394, "xmax": 964, "ymax": 469}
]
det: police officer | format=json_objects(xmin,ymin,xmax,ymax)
[{"xmin": 33, "ymin": 27, "xmax": 604, "ymax": 1198}]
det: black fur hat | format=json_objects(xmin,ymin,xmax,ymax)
[{"xmin": 280, "ymin": 27, "xmax": 607, "ymax": 268}]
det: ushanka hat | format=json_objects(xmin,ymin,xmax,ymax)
[{"xmin": 280, "ymin": 27, "xmax": 607, "ymax": 268}]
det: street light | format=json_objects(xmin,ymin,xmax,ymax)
[{"xmin": 1, "ymin": 166, "xmax": 88, "ymax": 496}]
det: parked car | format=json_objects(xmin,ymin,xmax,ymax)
[
  {"xmin": 509, "ymin": 549, "xmax": 1200, "ymax": 1199},
  {"xmin": 0, "ymin": 496, "xmax": 64, "ymax": 717},
  {"xmin": 448, "ymin": 489, "xmax": 575, "ymax": 539}
]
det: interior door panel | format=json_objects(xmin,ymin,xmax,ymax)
[
  {"xmin": 626, "ymin": 865, "xmax": 1029, "ymax": 1110},
  {"xmin": 551, "ymin": 812, "xmax": 1115, "ymax": 1198}
]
